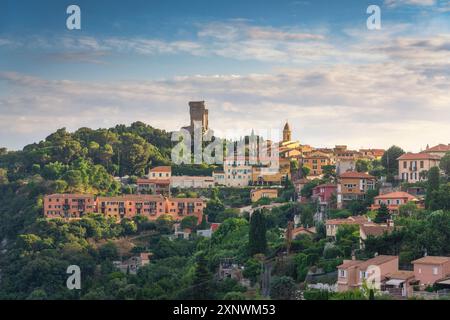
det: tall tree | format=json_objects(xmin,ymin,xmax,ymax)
[
  {"xmin": 374, "ymin": 203, "xmax": 390, "ymax": 224},
  {"xmin": 439, "ymin": 152, "xmax": 450, "ymax": 176},
  {"xmin": 426, "ymin": 166, "xmax": 440, "ymax": 208},
  {"xmin": 381, "ymin": 146, "xmax": 405, "ymax": 178},
  {"xmin": 249, "ymin": 210, "xmax": 267, "ymax": 256},
  {"xmin": 191, "ymin": 253, "xmax": 214, "ymax": 300}
]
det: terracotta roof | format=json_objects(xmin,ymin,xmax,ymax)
[
  {"xmin": 211, "ymin": 223, "xmax": 221, "ymax": 232},
  {"xmin": 386, "ymin": 270, "xmax": 415, "ymax": 280},
  {"xmin": 337, "ymin": 260, "xmax": 363, "ymax": 269},
  {"xmin": 326, "ymin": 215, "xmax": 369, "ymax": 226},
  {"xmin": 97, "ymin": 194, "xmax": 164, "ymax": 201},
  {"xmin": 149, "ymin": 166, "xmax": 171, "ymax": 172},
  {"xmin": 339, "ymin": 171, "xmax": 375, "ymax": 179},
  {"xmin": 358, "ymin": 255, "xmax": 398, "ymax": 270},
  {"xmin": 397, "ymin": 153, "xmax": 441, "ymax": 160},
  {"xmin": 169, "ymin": 197, "xmax": 205, "ymax": 203},
  {"xmin": 137, "ymin": 178, "xmax": 171, "ymax": 185},
  {"xmin": 374, "ymin": 191, "xmax": 417, "ymax": 201},
  {"xmin": 423, "ymin": 144, "xmax": 450, "ymax": 153},
  {"xmin": 360, "ymin": 224, "xmax": 394, "ymax": 237},
  {"xmin": 46, "ymin": 194, "xmax": 94, "ymax": 198},
  {"xmin": 412, "ymin": 256, "xmax": 450, "ymax": 265}
]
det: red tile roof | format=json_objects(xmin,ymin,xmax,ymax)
[
  {"xmin": 423, "ymin": 144, "xmax": 450, "ymax": 153},
  {"xmin": 339, "ymin": 171, "xmax": 375, "ymax": 179},
  {"xmin": 149, "ymin": 166, "xmax": 171, "ymax": 172},
  {"xmin": 397, "ymin": 153, "xmax": 441, "ymax": 160},
  {"xmin": 374, "ymin": 191, "xmax": 417, "ymax": 201},
  {"xmin": 137, "ymin": 178, "xmax": 171, "ymax": 185},
  {"xmin": 412, "ymin": 256, "xmax": 450, "ymax": 265},
  {"xmin": 360, "ymin": 224, "xmax": 394, "ymax": 237}
]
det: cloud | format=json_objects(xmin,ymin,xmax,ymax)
[
  {"xmin": 1, "ymin": 46, "xmax": 449, "ymax": 152},
  {"xmin": 384, "ymin": 0, "xmax": 436, "ymax": 7}
]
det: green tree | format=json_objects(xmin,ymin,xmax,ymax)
[
  {"xmin": 249, "ymin": 210, "xmax": 267, "ymax": 256},
  {"xmin": 439, "ymin": 152, "xmax": 450, "ymax": 175},
  {"xmin": 374, "ymin": 203, "xmax": 390, "ymax": 223},
  {"xmin": 426, "ymin": 166, "xmax": 440, "ymax": 208},
  {"xmin": 180, "ymin": 215, "xmax": 198, "ymax": 230},
  {"xmin": 270, "ymin": 276, "xmax": 296, "ymax": 300},
  {"xmin": 381, "ymin": 146, "xmax": 405, "ymax": 179},
  {"xmin": 192, "ymin": 253, "xmax": 214, "ymax": 300}
]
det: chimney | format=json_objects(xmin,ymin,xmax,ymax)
[{"xmin": 351, "ymin": 250, "xmax": 356, "ymax": 261}]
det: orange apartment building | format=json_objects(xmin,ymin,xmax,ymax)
[
  {"xmin": 300, "ymin": 151, "xmax": 333, "ymax": 177},
  {"xmin": 337, "ymin": 171, "xmax": 376, "ymax": 208},
  {"xmin": 96, "ymin": 194, "xmax": 166, "ymax": 220},
  {"xmin": 44, "ymin": 194, "xmax": 206, "ymax": 223},
  {"xmin": 43, "ymin": 194, "xmax": 95, "ymax": 219}
]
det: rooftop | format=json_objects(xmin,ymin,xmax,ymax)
[
  {"xmin": 149, "ymin": 166, "xmax": 172, "ymax": 172},
  {"xmin": 423, "ymin": 144, "xmax": 450, "ymax": 153},
  {"xmin": 374, "ymin": 191, "xmax": 417, "ymax": 201},
  {"xmin": 412, "ymin": 256, "xmax": 450, "ymax": 265},
  {"xmin": 397, "ymin": 152, "xmax": 441, "ymax": 160},
  {"xmin": 339, "ymin": 171, "xmax": 375, "ymax": 179}
]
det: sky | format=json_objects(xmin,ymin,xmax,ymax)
[{"xmin": 0, "ymin": 0, "xmax": 449, "ymax": 152}]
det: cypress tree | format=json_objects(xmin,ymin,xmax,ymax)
[
  {"xmin": 249, "ymin": 209, "xmax": 267, "ymax": 256},
  {"xmin": 426, "ymin": 166, "xmax": 440, "ymax": 208}
]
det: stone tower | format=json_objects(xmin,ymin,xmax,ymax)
[
  {"xmin": 184, "ymin": 101, "xmax": 208, "ymax": 134},
  {"xmin": 283, "ymin": 121, "xmax": 291, "ymax": 142}
]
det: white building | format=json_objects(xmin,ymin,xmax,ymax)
[
  {"xmin": 170, "ymin": 176, "xmax": 214, "ymax": 189},
  {"xmin": 223, "ymin": 156, "xmax": 253, "ymax": 187}
]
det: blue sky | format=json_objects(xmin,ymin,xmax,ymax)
[{"xmin": 1, "ymin": 0, "xmax": 449, "ymax": 150}]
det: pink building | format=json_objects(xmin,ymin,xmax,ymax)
[
  {"xmin": 370, "ymin": 191, "xmax": 422, "ymax": 213},
  {"xmin": 337, "ymin": 255, "xmax": 399, "ymax": 292},
  {"xmin": 412, "ymin": 256, "xmax": 450, "ymax": 287},
  {"xmin": 312, "ymin": 183, "xmax": 337, "ymax": 205}
]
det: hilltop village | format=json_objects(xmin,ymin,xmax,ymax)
[{"xmin": 2, "ymin": 101, "xmax": 450, "ymax": 300}]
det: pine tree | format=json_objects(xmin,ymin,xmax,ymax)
[
  {"xmin": 249, "ymin": 210, "xmax": 267, "ymax": 256},
  {"xmin": 374, "ymin": 203, "xmax": 389, "ymax": 223}
]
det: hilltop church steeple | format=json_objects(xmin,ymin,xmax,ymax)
[{"xmin": 283, "ymin": 121, "xmax": 291, "ymax": 142}]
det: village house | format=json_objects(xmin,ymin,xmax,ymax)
[
  {"xmin": 337, "ymin": 171, "xmax": 376, "ymax": 208},
  {"xmin": 300, "ymin": 151, "xmax": 333, "ymax": 177},
  {"xmin": 370, "ymin": 191, "xmax": 422, "ymax": 213},
  {"xmin": 412, "ymin": 256, "xmax": 450, "ymax": 287},
  {"xmin": 197, "ymin": 223, "xmax": 221, "ymax": 238},
  {"xmin": 421, "ymin": 143, "xmax": 450, "ymax": 158},
  {"xmin": 325, "ymin": 215, "xmax": 370, "ymax": 237},
  {"xmin": 359, "ymin": 223, "xmax": 394, "ymax": 248},
  {"xmin": 113, "ymin": 252, "xmax": 152, "ymax": 275},
  {"xmin": 397, "ymin": 153, "xmax": 440, "ymax": 183},
  {"xmin": 170, "ymin": 175, "xmax": 214, "ymax": 189},
  {"xmin": 337, "ymin": 255, "xmax": 399, "ymax": 292}
]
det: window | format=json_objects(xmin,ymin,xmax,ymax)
[
  {"xmin": 403, "ymin": 161, "xmax": 407, "ymax": 169},
  {"xmin": 420, "ymin": 161, "xmax": 424, "ymax": 169},
  {"xmin": 360, "ymin": 271, "xmax": 367, "ymax": 279},
  {"xmin": 433, "ymin": 267, "xmax": 438, "ymax": 275},
  {"xmin": 339, "ymin": 269, "xmax": 347, "ymax": 278}
]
